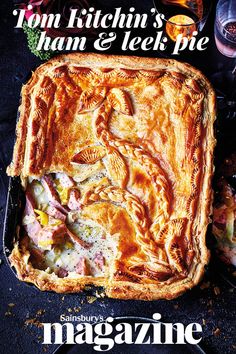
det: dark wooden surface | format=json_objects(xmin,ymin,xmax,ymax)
[{"xmin": 0, "ymin": 1, "xmax": 236, "ymax": 353}]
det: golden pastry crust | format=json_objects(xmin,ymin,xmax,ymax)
[{"xmin": 8, "ymin": 53, "xmax": 216, "ymax": 300}]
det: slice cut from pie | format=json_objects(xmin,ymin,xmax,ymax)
[{"xmin": 7, "ymin": 53, "xmax": 216, "ymax": 300}]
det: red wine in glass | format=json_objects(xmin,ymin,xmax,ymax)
[
  {"xmin": 215, "ymin": 20, "xmax": 236, "ymax": 58},
  {"xmin": 212, "ymin": 0, "xmax": 236, "ymax": 121}
]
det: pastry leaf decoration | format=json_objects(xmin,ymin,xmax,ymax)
[
  {"xmin": 78, "ymin": 87, "xmax": 107, "ymax": 113},
  {"xmin": 164, "ymin": 218, "xmax": 187, "ymax": 273},
  {"xmin": 107, "ymin": 88, "xmax": 134, "ymax": 115},
  {"xmin": 106, "ymin": 148, "xmax": 129, "ymax": 189},
  {"xmin": 72, "ymin": 146, "xmax": 106, "ymax": 164}
]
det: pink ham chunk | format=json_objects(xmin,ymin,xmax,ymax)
[
  {"xmin": 41, "ymin": 175, "xmax": 60, "ymax": 203},
  {"xmin": 24, "ymin": 190, "xmax": 37, "ymax": 214},
  {"xmin": 68, "ymin": 188, "xmax": 81, "ymax": 211},
  {"xmin": 47, "ymin": 204, "xmax": 67, "ymax": 222},
  {"xmin": 55, "ymin": 173, "xmax": 75, "ymax": 188},
  {"xmin": 94, "ymin": 252, "xmax": 105, "ymax": 270},
  {"xmin": 66, "ymin": 227, "xmax": 92, "ymax": 249},
  {"xmin": 75, "ymin": 256, "xmax": 90, "ymax": 275},
  {"xmin": 24, "ymin": 221, "xmax": 42, "ymax": 245},
  {"xmin": 23, "ymin": 190, "xmax": 42, "ymax": 245},
  {"xmin": 41, "ymin": 175, "xmax": 69, "ymax": 214},
  {"xmin": 37, "ymin": 224, "xmax": 66, "ymax": 250},
  {"xmin": 57, "ymin": 267, "xmax": 69, "ymax": 278},
  {"xmin": 36, "ymin": 222, "xmax": 91, "ymax": 250}
]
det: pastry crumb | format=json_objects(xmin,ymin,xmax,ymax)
[
  {"xmin": 25, "ymin": 318, "xmax": 43, "ymax": 328},
  {"xmin": 95, "ymin": 290, "xmax": 106, "ymax": 298},
  {"xmin": 213, "ymin": 286, "xmax": 221, "ymax": 295},
  {"xmin": 200, "ymin": 281, "xmax": 210, "ymax": 289},
  {"xmin": 84, "ymin": 286, "xmax": 92, "ymax": 291},
  {"xmin": 207, "ymin": 299, "xmax": 213, "ymax": 306},
  {"xmin": 36, "ymin": 309, "xmax": 45, "ymax": 317},
  {"xmin": 87, "ymin": 296, "xmax": 97, "ymax": 304},
  {"xmin": 73, "ymin": 307, "xmax": 81, "ymax": 313},
  {"xmin": 213, "ymin": 328, "xmax": 221, "ymax": 336}
]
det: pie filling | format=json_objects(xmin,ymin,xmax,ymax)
[{"xmin": 23, "ymin": 171, "xmax": 116, "ymax": 279}]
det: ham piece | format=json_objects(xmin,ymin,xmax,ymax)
[
  {"xmin": 23, "ymin": 190, "xmax": 42, "ymax": 245},
  {"xmin": 37, "ymin": 223, "xmax": 66, "ymax": 250},
  {"xmin": 75, "ymin": 256, "xmax": 90, "ymax": 275},
  {"xmin": 24, "ymin": 176, "xmax": 91, "ymax": 250},
  {"xmin": 94, "ymin": 252, "xmax": 105, "ymax": 270},
  {"xmin": 41, "ymin": 175, "xmax": 69, "ymax": 214},
  {"xmin": 66, "ymin": 227, "xmax": 92, "ymax": 249},
  {"xmin": 36, "ymin": 223, "xmax": 91, "ymax": 250},
  {"xmin": 47, "ymin": 204, "xmax": 67, "ymax": 222},
  {"xmin": 57, "ymin": 267, "xmax": 69, "ymax": 278},
  {"xmin": 67, "ymin": 188, "xmax": 81, "ymax": 211},
  {"xmin": 41, "ymin": 175, "xmax": 60, "ymax": 203}
]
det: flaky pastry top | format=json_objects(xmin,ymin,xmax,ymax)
[{"xmin": 8, "ymin": 53, "xmax": 216, "ymax": 300}]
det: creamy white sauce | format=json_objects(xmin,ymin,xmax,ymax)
[
  {"xmin": 44, "ymin": 222, "xmax": 115, "ymax": 276},
  {"xmin": 27, "ymin": 173, "xmax": 116, "ymax": 278}
]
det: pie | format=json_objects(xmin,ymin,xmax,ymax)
[{"xmin": 7, "ymin": 53, "xmax": 216, "ymax": 300}]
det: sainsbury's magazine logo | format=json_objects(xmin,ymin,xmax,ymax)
[{"xmin": 42, "ymin": 313, "xmax": 202, "ymax": 351}]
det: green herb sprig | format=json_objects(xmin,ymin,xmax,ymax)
[{"xmin": 23, "ymin": 22, "xmax": 55, "ymax": 61}]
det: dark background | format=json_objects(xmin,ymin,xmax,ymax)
[{"xmin": 0, "ymin": 1, "xmax": 236, "ymax": 353}]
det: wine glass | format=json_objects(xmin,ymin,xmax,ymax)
[
  {"xmin": 214, "ymin": 0, "xmax": 236, "ymax": 58},
  {"xmin": 212, "ymin": 0, "xmax": 236, "ymax": 120},
  {"xmin": 153, "ymin": 0, "xmax": 212, "ymax": 43}
]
